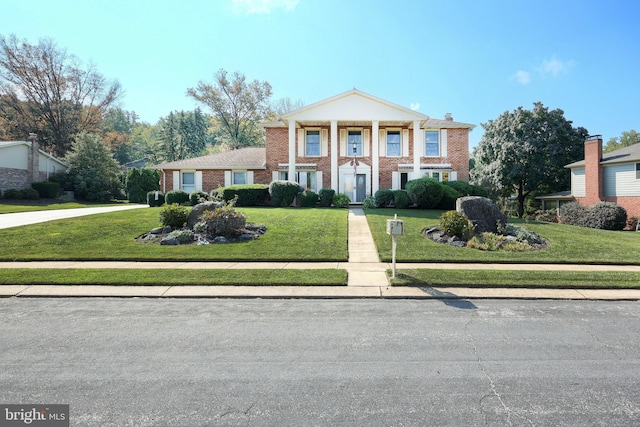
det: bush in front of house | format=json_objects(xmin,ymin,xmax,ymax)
[
  {"xmin": 374, "ymin": 189, "xmax": 394, "ymax": 208},
  {"xmin": 362, "ymin": 196, "xmax": 376, "ymax": 209},
  {"xmin": 440, "ymin": 210, "xmax": 475, "ymax": 239},
  {"xmin": 298, "ymin": 190, "xmax": 319, "ymax": 207},
  {"xmin": 269, "ymin": 180, "xmax": 302, "ymax": 207},
  {"xmin": 147, "ymin": 191, "xmax": 165, "ymax": 207},
  {"xmin": 406, "ymin": 177, "xmax": 444, "ymax": 209},
  {"xmin": 190, "ymin": 191, "xmax": 210, "ymax": 205},
  {"xmin": 332, "ymin": 193, "xmax": 350, "ymax": 208},
  {"xmin": 159, "ymin": 203, "xmax": 189, "ymax": 228},
  {"xmin": 534, "ymin": 209, "xmax": 558, "ymax": 223},
  {"xmin": 318, "ymin": 188, "xmax": 335, "ymax": 207},
  {"xmin": 31, "ymin": 181, "xmax": 59, "ymax": 198},
  {"xmin": 436, "ymin": 185, "xmax": 462, "ymax": 210},
  {"xmin": 3, "ymin": 189, "xmax": 22, "ymax": 199},
  {"xmin": 582, "ymin": 202, "xmax": 627, "ymax": 231},
  {"xmin": 559, "ymin": 202, "xmax": 589, "ymax": 226},
  {"xmin": 221, "ymin": 184, "xmax": 269, "ymax": 206},
  {"xmin": 126, "ymin": 168, "xmax": 160, "ymax": 203},
  {"xmin": 20, "ymin": 188, "xmax": 40, "ymax": 200},
  {"xmin": 393, "ymin": 190, "xmax": 411, "ymax": 209},
  {"xmin": 165, "ymin": 190, "xmax": 190, "ymax": 205}
]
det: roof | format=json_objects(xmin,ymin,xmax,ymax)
[
  {"xmin": 0, "ymin": 140, "xmax": 68, "ymax": 166},
  {"xmin": 152, "ymin": 147, "xmax": 266, "ymax": 170},
  {"xmin": 566, "ymin": 142, "xmax": 640, "ymax": 168},
  {"xmin": 535, "ymin": 190, "xmax": 574, "ymax": 200},
  {"xmin": 262, "ymin": 89, "xmax": 475, "ymax": 129}
]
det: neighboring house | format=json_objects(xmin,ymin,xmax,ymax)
[
  {"xmin": 154, "ymin": 89, "xmax": 475, "ymax": 202},
  {"xmin": 123, "ymin": 158, "xmax": 150, "ymax": 171},
  {"xmin": 539, "ymin": 135, "xmax": 640, "ymax": 218},
  {"xmin": 0, "ymin": 139, "xmax": 67, "ymax": 193}
]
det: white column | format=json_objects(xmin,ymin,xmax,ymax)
[
  {"xmin": 288, "ymin": 120, "xmax": 296, "ymax": 181},
  {"xmin": 413, "ymin": 120, "xmax": 422, "ymax": 177},
  {"xmin": 331, "ymin": 120, "xmax": 338, "ymax": 191},
  {"xmin": 371, "ymin": 120, "xmax": 379, "ymax": 194}
]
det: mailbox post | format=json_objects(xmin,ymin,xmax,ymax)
[{"xmin": 386, "ymin": 214, "xmax": 404, "ymax": 278}]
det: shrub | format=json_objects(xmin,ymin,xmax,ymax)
[
  {"xmin": 165, "ymin": 190, "xmax": 190, "ymax": 205},
  {"xmin": 467, "ymin": 233, "xmax": 504, "ymax": 251},
  {"xmin": 298, "ymin": 190, "xmax": 319, "ymax": 207},
  {"xmin": 559, "ymin": 202, "xmax": 588, "ymax": 226},
  {"xmin": 439, "ymin": 210, "xmax": 475, "ymax": 239},
  {"xmin": 3, "ymin": 189, "xmax": 22, "ymax": 199},
  {"xmin": 406, "ymin": 178, "xmax": 444, "ymax": 209},
  {"xmin": 31, "ymin": 181, "xmax": 59, "ymax": 198},
  {"xmin": 333, "ymin": 193, "xmax": 351, "ymax": 208},
  {"xmin": 167, "ymin": 229, "xmax": 194, "ymax": 244},
  {"xmin": 147, "ymin": 191, "xmax": 165, "ymax": 207},
  {"xmin": 362, "ymin": 196, "xmax": 376, "ymax": 209},
  {"xmin": 626, "ymin": 216, "xmax": 639, "ymax": 231},
  {"xmin": 443, "ymin": 181, "xmax": 474, "ymax": 196},
  {"xmin": 582, "ymin": 202, "xmax": 627, "ymax": 230},
  {"xmin": 159, "ymin": 203, "xmax": 189, "ymax": 228},
  {"xmin": 221, "ymin": 184, "xmax": 269, "ymax": 206},
  {"xmin": 194, "ymin": 203, "xmax": 247, "ymax": 237},
  {"xmin": 437, "ymin": 185, "xmax": 462, "ymax": 210},
  {"xmin": 20, "ymin": 188, "xmax": 40, "ymax": 200},
  {"xmin": 269, "ymin": 180, "xmax": 302, "ymax": 207},
  {"xmin": 190, "ymin": 191, "xmax": 209, "ymax": 206},
  {"xmin": 374, "ymin": 189, "xmax": 394, "ymax": 208},
  {"xmin": 534, "ymin": 209, "xmax": 558, "ymax": 223},
  {"xmin": 393, "ymin": 190, "xmax": 411, "ymax": 209},
  {"xmin": 318, "ymin": 188, "xmax": 336, "ymax": 207},
  {"xmin": 126, "ymin": 168, "xmax": 160, "ymax": 203}
]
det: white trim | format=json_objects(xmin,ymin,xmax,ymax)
[
  {"xmin": 441, "ymin": 129, "xmax": 448, "ymax": 157},
  {"xmin": 195, "ymin": 171, "xmax": 203, "ymax": 191},
  {"xmin": 172, "ymin": 171, "xmax": 179, "ymax": 190}
]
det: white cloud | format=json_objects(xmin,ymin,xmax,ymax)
[
  {"xmin": 537, "ymin": 56, "xmax": 576, "ymax": 77},
  {"xmin": 512, "ymin": 70, "xmax": 531, "ymax": 85},
  {"xmin": 410, "ymin": 102, "xmax": 420, "ymax": 111},
  {"xmin": 232, "ymin": 0, "xmax": 300, "ymax": 14}
]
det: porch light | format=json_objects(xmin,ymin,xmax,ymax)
[{"xmin": 352, "ymin": 142, "xmax": 357, "ymax": 155}]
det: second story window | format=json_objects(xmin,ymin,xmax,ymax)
[
  {"xmin": 425, "ymin": 130, "xmax": 440, "ymax": 157},
  {"xmin": 306, "ymin": 130, "xmax": 320, "ymax": 156},
  {"xmin": 387, "ymin": 131, "xmax": 401, "ymax": 156},
  {"xmin": 348, "ymin": 130, "xmax": 362, "ymax": 156}
]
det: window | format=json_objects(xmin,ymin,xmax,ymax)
[
  {"xmin": 279, "ymin": 171, "xmax": 288, "ymax": 181},
  {"xmin": 636, "ymin": 163, "xmax": 640, "ymax": 179},
  {"xmin": 387, "ymin": 131, "xmax": 401, "ymax": 156},
  {"xmin": 233, "ymin": 171, "xmax": 247, "ymax": 185},
  {"xmin": 298, "ymin": 171, "xmax": 317, "ymax": 192},
  {"xmin": 182, "ymin": 172, "xmax": 195, "ymax": 193},
  {"xmin": 306, "ymin": 130, "xmax": 320, "ymax": 156},
  {"xmin": 442, "ymin": 172, "xmax": 449, "ymax": 182},
  {"xmin": 431, "ymin": 171, "xmax": 440, "ymax": 181},
  {"xmin": 425, "ymin": 131, "xmax": 440, "ymax": 157},
  {"xmin": 348, "ymin": 130, "xmax": 362, "ymax": 156},
  {"xmin": 400, "ymin": 172, "xmax": 409, "ymax": 190}
]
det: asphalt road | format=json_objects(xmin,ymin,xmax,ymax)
[{"xmin": 1, "ymin": 298, "xmax": 639, "ymax": 426}]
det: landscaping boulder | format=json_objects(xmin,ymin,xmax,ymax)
[
  {"xmin": 186, "ymin": 201, "xmax": 224, "ymax": 228},
  {"xmin": 456, "ymin": 196, "xmax": 506, "ymax": 234}
]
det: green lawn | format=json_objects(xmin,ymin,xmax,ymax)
[
  {"xmin": 0, "ymin": 199, "xmax": 128, "ymax": 213},
  {"xmin": 0, "ymin": 268, "xmax": 348, "ymax": 286},
  {"xmin": 0, "ymin": 207, "xmax": 348, "ymax": 261},
  {"xmin": 366, "ymin": 208, "xmax": 640, "ymax": 265}
]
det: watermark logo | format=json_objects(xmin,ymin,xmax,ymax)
[{"xmin": 0, "ymin": 405, "xmax": 68, "ymax": 427}]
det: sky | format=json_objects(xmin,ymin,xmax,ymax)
[{"xmin": 2, "ymin": 0, "xmax": 639, "ymax": 150}]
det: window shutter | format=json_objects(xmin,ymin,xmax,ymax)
[
  {"xmin": 272, "ymin": 171, "xmax": 279, "ymax": 182},
  {"xmin": 450, "ymin": 171, "xmax": 457, "ymax": 181},
  {"xmin": 339, "ymin": 129, "xmax": 347, "ymax": 156},
  {"xmin": 321, "ymin": 129, "xmax": 328, "ymax": 157},
  {"xmin": 298, "ymin": 129, "xmax": 305, "ymax": 157},
  {"xmin": 379, "ymin": 129, "xmax": 386, "ymax": 157},
  {"xmin": 392, "ymin": 171, "xmax": 399, "ymax": 190},
  {"xmin": 247, "ymin": 171, "xmax": 254, "ymax": 184},
  {"xmin": 195, "ymin": 171, "xmax": 203, "ymax": 191},
  {"xmin": 441, "ymin": 129, "xmax": 448, "ymax": 157},
  {"xmin": 316, "ymin": 171, "xmax": 323, "ymax": 191},
  {"xmin": 172, "ymin": 171, "xmax": 179, "ymax": 190},
  {"xmin": 224, "ymin": 171, "xmax": 231, "ymax": 187},
  {"xmin": 402, "ymin": 129, "xmax": 410, "ymax": 157},
  {"xmin": 363, "ymin": 129, "xmax": 370, "ymax": 157}
]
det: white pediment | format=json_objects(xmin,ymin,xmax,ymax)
[{"xmin": 282, "ymin": 89, "xmax": 428, "ymax": 122}]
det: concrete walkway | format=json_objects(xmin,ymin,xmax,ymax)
[{"xmin": 1, "ymin": 206, "xmax": 640, "ymax": 300}]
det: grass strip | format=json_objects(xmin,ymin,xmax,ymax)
[
  {"xmin": 391, "ymin": 269, "xmax": 640, "ymax": 289},
  {"xmin": 0, "ymin": 269, "xmax": 348, "ymax": 286},
  {"xmin": 0, "ymin": 200, "xmax": 128, "ymax": 214}
]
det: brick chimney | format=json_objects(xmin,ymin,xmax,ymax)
[
  {"xmin": 28, "ymin": 133, "xmax": 40, "ymax": 184},
  {"xmin": 584, "ymin": 135, "xmax": 603, "ymax": 205},
  {"xmin": 444, "ymin": 113, "xmax": 453, "ymax": 121}
]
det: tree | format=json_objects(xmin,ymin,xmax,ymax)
[
  {"xmin": 472, "ymin": 102, "xmax": 588, "ymax": 217},
  {"xmin": 0, "ymin": 35, "xmax": 122, "ymax": 156},
  {"xmin": 604, "ymin": 130, "xmax": 640, "ymax": 153},
  {"xmin": 158, "ymin": 109, "xmax": 210, "ymax": 161},
  {"xmin": 187, "ymin": 69, "xmax": 272, "ymax": 149},
  {"xmin": 64, "ymin": 132, "xmax": 123, "ymax": 202},
  {"xmin": 270, "ymin": 97, "xmax": 305, "ymax": 118}
]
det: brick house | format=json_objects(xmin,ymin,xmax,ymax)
[
  {"xmin": 155, "ymin": 89, "xmax": 475, "ymax": 202},
  {"xmin": 0, "ymin": 138, "xmax": 67, "ymax": 193}
]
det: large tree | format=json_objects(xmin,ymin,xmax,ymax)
[
  {"xmin": 187, "ymin": 69, "xmax": 272, "ymax": 149},
  {"xmin": 472, "ymin": 102, "xmax": 588, "ymax": 217},
  {"xmin": 158, "ymin": 109, "xmax": 210, "ymax": 162},
  {"xmin": 604, "ymin": 130, "xmax": 640, "ymax": 153},
  {"xmin": 0, "ymin": 35, "xmax": 122, "ymax": 156}
]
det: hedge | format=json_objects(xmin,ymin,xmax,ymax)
[{"xmin": 220, "ymin": 184, "xmax": 270, "ymax": 206}]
